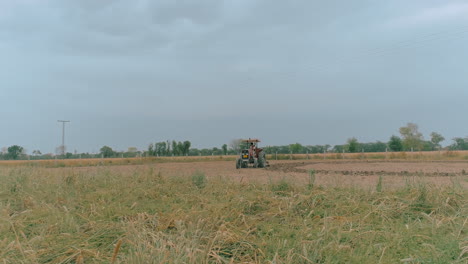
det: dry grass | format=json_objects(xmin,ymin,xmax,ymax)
[
  {"xmin": 0, "ymin": 165, "xmax": 466, "ymax": 263},
  {"xmin": 0, "ymin": 156, "xmax": 236, "ymax": 168},
  {"xmin": 271, "ymin": 150, "xmax": 468, "ymax": 161},
  {"xmin": 2, "ymin": 150, "xmax": 468, "ymax": 168}
]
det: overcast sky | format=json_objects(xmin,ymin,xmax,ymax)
[{"xmin": 1, "ymin": 0, "xmax": 468, "ymax": 153}]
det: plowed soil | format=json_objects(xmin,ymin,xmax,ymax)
[{"xmin": 66, "ymin": 159, "xmax": 468, "ymax": 189}]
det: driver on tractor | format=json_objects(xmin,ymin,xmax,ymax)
[{"xmin": 249, "ymin": 142, "xmax": 256, "ymax": 159}]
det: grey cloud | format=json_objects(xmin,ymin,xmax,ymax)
[
  {"xmin": 1, "ymin": 0, "xmax": 468, "ymax": 153},
  {"xmin": 148, "ymin": 0, "xmax": 223, "ymax": 25},
  {"xmin": 46, "ymin": 0, "xmax": 230, "ymax": 56}
]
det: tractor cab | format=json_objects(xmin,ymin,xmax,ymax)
[{"xmin": 240, "ymin": 149, "xmax": 250, "ymax": 160}]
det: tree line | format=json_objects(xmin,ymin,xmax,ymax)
[
  {"xmin": 265, "ymin": 123, "xmax": 449, "ymax": 154},
  {"xmin": 2, "ymin": 123, "xmax": 468, "ymax": 160}
]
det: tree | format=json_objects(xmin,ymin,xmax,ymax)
[
  {"xmin": 333, "ymin": 145, "xmax": 346, "ymax": 153},
  {"xmin": 100, "ymin": 146, "xmax": 115, "ymax": 158},
  {"xmin": 222, "ymin": 144, "xmax": 228, "ymax": 155},
  {"xmin": 32, "ymin": 150, "xmax": 42, "ymax": 156},
  {"xmin": 306, "ymin": 145, "xmax": 329, "ymax": 153},
  {"xmin": 177, "ymin": 141, "xmax": 184, "ymax": 156},
  {"xmin": 422, "ymin": 140, "xmax": 434, "ymax": 151},
  {"xmin": 200, "ymin": 148, "xmax": 211, "ymax": 156},
  {"xmin": 449, "ymin": 137, "xmax": 468, "ymax": 150},
  {"xmin": 289, "ymin": 143, "xmax": 303, "ymax": 154},
  {"xmin": 166, "ymin": 140, "xmax": 171, "ymax": 155},
  {"xmin": 361, "ymin": 141, "xmax": 387, "ymax": 152},
  {"xmin": 388, "ymin": 135, "xmax": 403, "ymax": 151},
  {"xmin": 212, "ymin": 147, "xmax": 222, "ymax": 155},
  {"xmin": 6, "ymin": 145, "xmax": 24, "ymax": 160},
  {"xmin": 172, "ymin": 141, "xmax": 178, "ymax": 156},
  {"xmin": 148, "ymin": 143, "xmax": 154, "ymax": 156},
  {"xmin": 155, "ymin": 142, "xmax": 167, "ymax": 156},
  {"xmin": 430, "ymin": 132, "xmax": 445, "ymax": 150},
  {"xmin": 189, "ymin": 148, "xmax": 201, "ymax": 156},
  {"xmin": 347, "ymin": 138, "xmax": 359, "ymax": 153},
  {"xmin": 399, "ymin": 123, "xmax": 424, "ymax": 151},
  {"xmin": 183, "ymin": 141, "xmax": 191, "ymax": 156}
]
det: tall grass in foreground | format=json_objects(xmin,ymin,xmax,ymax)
[{"xmin": 0, "ymin": 167, "xmax": 466, "ymax": 263}]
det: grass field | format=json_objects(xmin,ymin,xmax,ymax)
[
  {"xmin": 0, "ymin": 161, "xmax": 466, "ymax": 263},
  {"xmin": 0, "ymin": 155, "xmax": 236, "ymax": 168}
]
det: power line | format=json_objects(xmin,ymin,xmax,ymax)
[{"xmin": 57, "ymin": 120, "xmax": 70, "ymax": 156}]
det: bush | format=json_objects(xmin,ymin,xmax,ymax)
[{"xmin": 191, "ymin": 170, "xmax": 207, "ymax": 189}]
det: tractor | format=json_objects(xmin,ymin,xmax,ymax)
[{"xmin": 236, "ymin": 139, "xmax": 269, "ymax": 169}]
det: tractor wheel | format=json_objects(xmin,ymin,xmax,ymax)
[
  {"xmin": 236, "ymin": 159, "xmax": 241, "ymax": 169},
  {"xmin": 257, "ymin": 152, "xmax": 266, "ymax": 168},
  {"xmin": 242, "ymin": 161, "xmax": 248, "ymax": 168}
]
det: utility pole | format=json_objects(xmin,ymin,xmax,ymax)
[{"xmin": 57, "ymin": 120, "xmax": 70, "ymax": 156}]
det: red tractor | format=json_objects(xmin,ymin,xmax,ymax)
[{"xmin": 236, "ymin": 139, "xmax": 269, "ymax": 169}]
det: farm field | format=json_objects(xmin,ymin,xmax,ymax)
[
  {"xmin": 71, "ymin": 159, "xmax": 468, "ymax": 189},
  {"xmin": 2, "ymin": 150, "xmax": 468, "ymax": 168},
  {"xmin": 0, "ymin": 159, "xmax": 466, "ymax": 263}
]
